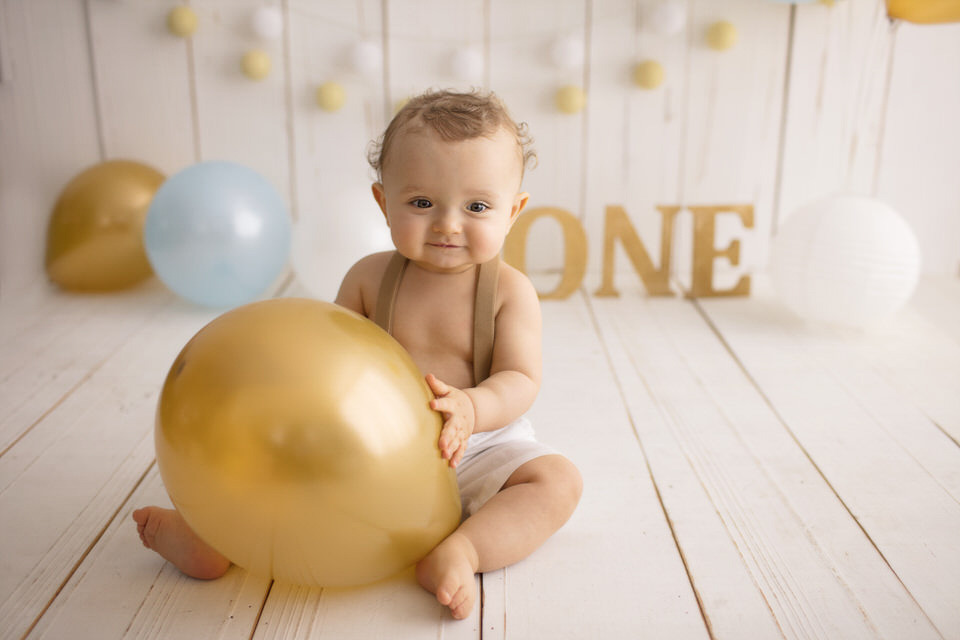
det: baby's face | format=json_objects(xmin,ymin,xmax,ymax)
[{"xmin": 372, "ymin": 125, "xmax": 528, "ymax": 274}]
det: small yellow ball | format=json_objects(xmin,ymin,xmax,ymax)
[
  {"xmin": 555, "ymin": 85, "xmax": 586, "ymax": 114},
  {"xmin": 241, "ymin": 49, "xmax": 272, "ymax": 81},
  {"xmin": 706, "ymin": 21, "xmax": 738, "ymax": 51},
  {"xmin": 167, "ymin": 6, "xmax": 198, "ymax": 38},
  {"xmin": 632, "ymin": 60, "xmax": 665, "ymax": 89},
  {"xmin": 315, "ymin": 82, "xmax": 347, "ymax": 112},
  {"xmin": 393, "ymin": 97, "xmax": 410, "ymax": 115}
]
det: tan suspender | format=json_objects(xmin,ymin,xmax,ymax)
[
  {"xmin": 374, "ymin": 252, "xmax": 499, "ymax": 385},
  {"xmin": 373, "ymin": 251, "xmax": 408, "ymax": 336}
]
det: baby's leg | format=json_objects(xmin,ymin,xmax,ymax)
[
  {"xmin": 416, "ymin": 454, "xmax": 582, "ymax": 619},
  {"xmin": 132, "ymin": 507, "xmax": 231, "ymax": 580}
]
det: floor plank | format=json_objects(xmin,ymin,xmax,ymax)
[
  {"xmin": 488, "ymin": 294, "xmax": 710, "ymax": 639},
  {"xmin": 698, "ymin": 290, "xmax": 960, "ymax": 639},
  {"xmin": 31, "ymin": 468, "xmax": 271, "ymax": 640},
  {"xmin": 591, "ymin": 294, "xmax": 941, "ymax": 639},
  {"xmin": 0, "ymin": 297, "xmax": 219, "ymax": 639},
  {"xmin": 0, "ymin": 283, "xmax": 176, "ymax": 455}
]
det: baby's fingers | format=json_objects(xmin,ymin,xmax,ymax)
[{"xmin": 425, "ymin": 374, "xmax": 450, "ymax": 397}]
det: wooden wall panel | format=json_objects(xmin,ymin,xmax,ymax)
[
  {"xmin": 86, "ymin": 1, "xmax": 195, "ymax": 173},
  {"xmin": 2, "ymin": 0, "xmax": 959, "ymax": 304},
  {"xmin": 0, "ymin": 0, "xmax": 101, "ymax": 298},
  {"xmin": 488, "ymin": 0, "xmax": 589, "ymax": 278},
  {"xmin": 877, "ymin": 21, "xmax": 960, "ymax": 276},
  {"xmin": 678, "ymin": 0, "xmax": 789, "ymax": 287},
  {"xmin": 776, "ymin": 0, "xmax": 895, "ymax": 230},
  {"xmin": 189, "ymin": 0, "xmax": 291, "ymax": 205},
  {"xmin": 583, "ymin": 0, "xmax": 688, "ymax": 293},
  {"xmin": 286, "ymin": 0, "xmax": 391, "ymax": 301}
]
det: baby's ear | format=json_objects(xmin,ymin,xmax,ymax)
[
  {"xmin": 371, "ymin": 183, "xmax": 389, "ymax": 225},
  {"xmin": 510, "ymin": 192, "xmax": 530, "ymax": 226}
]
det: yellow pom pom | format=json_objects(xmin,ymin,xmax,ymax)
[
  {"xmin": 632, "ymin": 60, "xmax": 664, "ymax": 89},
  {"xmin": 167, "ymin": 6, "xmax": 198, "ymax": 38},
  {"xmin": 555, "ymin": 85, "xmax": 586, "ymax": 114},
  {"xmin": 393, "ymin": 97, "xmax": 410, "ymax": 115},
  {"xmin": 706, "ymin": 20, "xmax": 738, "ymax": 51},
  {"xmin": 241, "ymin": 49, "xmax": 272, "ymax": 81},
  {"xmin": 315, "ymin": 82, "xmax": 346, "ymax": 112}
]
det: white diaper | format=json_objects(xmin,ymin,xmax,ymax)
[{"xmin": 455, "ymin": 416, "xmax": 558, "ymax": 518}]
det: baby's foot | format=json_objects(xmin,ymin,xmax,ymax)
[
  {"xmin": 132, "ymin": 506, "xmax": 231, "ymax": 580},
  {"xmin": 415, "ymin": 532, "xmax": 479, "ymax": 620}
]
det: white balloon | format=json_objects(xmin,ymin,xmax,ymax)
[
  {"xmin": 451, "ymin": 47, "xmax": 484, "ymax": 80},
  {"xmin": 645, "ymin": 2, "xmax": 686, "ymax": 36},
  {"xmin": 349, "ymin": 40, "xmax": 382, "ymax": 75},
  {"xmin": 251, "ymin": 6, "xmax": 283, "ymax": 41},
  {"xmin": 291, "ymin": 189, "xmax": 393, "ymax": 301},
  {"xmin": 549, "ymin": 35, "xmax": 584, "ymax": 70},
  {"xmin": 770, "ymin": 195, "xmax": 922, "ymax": 328}
]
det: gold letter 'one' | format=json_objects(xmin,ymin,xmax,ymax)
[
  {"xmin": 595, "ymin": 205, "xmax": 680, "ymax": 297},
  {"xmin": 687, "ymin": 204, "xmax": 754, "ymax": 297},
  {"xmin": 503, "ymin": 207, "xmax": 587, "ymax": 300}
]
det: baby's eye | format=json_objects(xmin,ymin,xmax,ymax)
[
  {"xmin": 467, "ymin": 202, "xmax": 489, "ymax": 214},
  {"xmin": 411, "ymin": 198, "xmax": 432, "ymax": 209}
]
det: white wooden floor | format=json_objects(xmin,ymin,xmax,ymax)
[{"xmin": 1, "ymin": 275, "xmax": 959, "ymax": 639}]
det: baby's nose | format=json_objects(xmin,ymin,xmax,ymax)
[{"xmin": 433, "ymin": 209, "xmax": 462, "ymax": 233}]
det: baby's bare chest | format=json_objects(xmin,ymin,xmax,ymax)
[{"xmin": 390, "ymin": 279, "xmax": 477, "ymax": 385}]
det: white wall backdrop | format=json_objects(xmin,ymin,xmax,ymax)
[{"xmin": 1, "ymin": 0, "xmax": 958, "ymax": 300}]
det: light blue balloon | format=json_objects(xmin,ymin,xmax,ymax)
[{"xmin": 144, "ymin": 161, "xmax": 291, "ymax": 308}]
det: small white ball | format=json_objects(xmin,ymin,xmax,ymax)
[
  {"xmin": 770, "ymin": 195, "xmax": 921, "ymax": 328},
  {"xmin": 349, "ymin": 40, "xmax": 382, "ymax": 75},
  {"xmin": 450, "ymin": 47, "xmax": 484, "ymax": 80},
  {"xmin": 549, "ymin": 35, "xmax": 584, "ymax": 70},
  {"xmin": 251, "ymin": 6, "xmax": 283, "ymax": 41},
  {"xmin": 645, "ymin": 2, "xmax": 687, "ymax": 36}
]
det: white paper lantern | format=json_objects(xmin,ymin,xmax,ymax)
[
  {"xmin": 291, "ymin": 189, "xmax": 393, "ymax": 301},
  {"xmin": 348, "ymin": 40, "xmax": 382, "ymax": 75},
  {"xmin": 770, "ymin": 195, "xmax": 921, "ymax": 328},
  {"xmin": 251, "ymin": 6, "xmax": 283, "ymax": 41},
  {"xmin": 451, "ymin": 47, "xmax": 484, "ymax": 81},
  {"xmin": 549, "ymin": 35, "xmax": 584, "ymax": 70},
  {"xmin": 645, "ymin": 2, "xmax": 687, "ymax": 36}
]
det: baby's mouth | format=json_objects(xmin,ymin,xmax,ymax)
[{"xmin": 429, "ymin": 242, "xmax": 462, "ymax": 249}]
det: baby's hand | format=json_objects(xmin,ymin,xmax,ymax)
[{"xmin": 425, "ymin": 374, "xmax": 476, "ymax": 469}]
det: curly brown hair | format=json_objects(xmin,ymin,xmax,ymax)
[{"xmin": 368, "ymin": 89, "xmax": 537, "ymax": 182}]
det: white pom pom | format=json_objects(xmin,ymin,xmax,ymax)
[
  {"xmin": 251, "ymin": 6, "xmax": 283, "ymax": 41},
  {"xmin": 549, "ymin": 35, "xmax": 584, "ymax": 70},
  {"xmin": 349, "ymin": 40, "xmax": 382, "ymax": 75},
  {"xmin": 645, "ymin": 2, "xmax": 686, "ymax": 36},
  {"xmin": 451, "ymin": 47, "xmax": 484, "ymax": 80}
]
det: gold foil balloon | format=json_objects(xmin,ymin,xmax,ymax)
[
  {"xmin": 46, "ymin": 160, "xmax": 164, "ymax": 291},
  {"xmin": 155, "ymin": 298, "xmax": 461, "ymax": 586}
]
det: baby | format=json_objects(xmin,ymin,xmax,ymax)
[{"xmin": 133, "ymin": 89, "xmax": 582, "ymax": 620}]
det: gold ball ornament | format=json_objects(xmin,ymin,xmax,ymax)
[
  {"xmin": 633, "ymin": 60, "xmax": 665, "ymax": 89},
  {"xmin": 555, "ymin": 85, "xmax": 586, "ymax": 114},
  {"xmin": 46, "ymin": 160, "xmax": 165, "ymax": 291},
  {"xmin": 155, "ymin": 298, "xmax": 461, "ymax": 586},
  {"xmin": 315, "ymin": 82, "xmax": 347, "ymax": 112},
  {"xmin": 706, "ymin": 21, "xmax": 738, "ymax": 51},
  {"xmin": 167, "ymin": 6, "xmax": 198, "ymax": 38},
  {"xmin": 241, "ymin": 49, "xmax": 272, "ymax": 80}
]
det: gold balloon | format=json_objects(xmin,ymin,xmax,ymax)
[
  {"xmin": 155, "ymin": 298, "xmax": 461, "ymax": 586},
  {"xmin": 46, "ymin": 160, "xmax": 165, "ymax": 291},
  {"xmin": 886, "ymin": 0, "xmax": 960, "ymax": 23}
]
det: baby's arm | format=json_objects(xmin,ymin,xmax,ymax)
[{"xmin": 428, "ymin": 264, "xmax": 542, "ymax": 466}]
